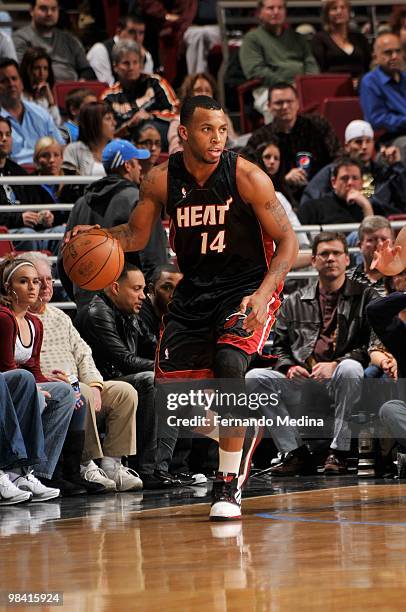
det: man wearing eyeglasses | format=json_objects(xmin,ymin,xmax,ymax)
[
  {"xmin": 87, "ymin": 15, "xmax": 154, "ymax": 86},
  {"xmin": 246, "ymin": 230, "xmax": 379, "ymax": 476}
]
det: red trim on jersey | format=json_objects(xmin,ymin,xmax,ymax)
[
  {"xmin": 155, "ymin": 366, "xmax": 214, "ymax": 380},
  {"xmin": 169, "ymin": 219, "xmax": 176, "ymax": 253}
]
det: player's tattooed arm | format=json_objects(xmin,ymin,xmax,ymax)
[
  {"xmin": 264, "ymin": 198, "xmax": 290, "ymax": 233},
  {"xmin": 109, "ymin": 163, "xmax": 167, "ymax": 252}
]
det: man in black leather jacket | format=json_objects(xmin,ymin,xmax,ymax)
[
  {"xmin": 247, "ymin": 231, "xmax": 379, "ymax": 475},
  {"xmin": 76, "ymin": 262, "xmax": 183, "ymax": 489}
]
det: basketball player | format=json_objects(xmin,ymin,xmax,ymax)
[{"xmin": 67, "ymin": 96, "xmax": 299, "ymax": 520}]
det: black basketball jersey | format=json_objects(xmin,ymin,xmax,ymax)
[{"xmin": 166, "ymin": 151, "xmax": 274, "ymax": 293}]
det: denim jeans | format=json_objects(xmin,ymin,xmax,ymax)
[
  {"xmin": 35, "ymin": 381, "xmax": 76, "ymax": 479},
  {"xmin": 0, "ymin": 369, "xmax": 46, "ymax": 470},
  {"xmin": 9, "ymin": 225, "xmax": 65, "ymax": 255}
]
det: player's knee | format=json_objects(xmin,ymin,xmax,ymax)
[{"xmin": 213, "ymin": 347, "xmax": 250, "ymax": 379}]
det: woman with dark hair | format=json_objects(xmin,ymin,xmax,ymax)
[
  {"xmin": 132, "ymin": 119, "xmax": 162, "ymax": 175},
  {"xmin": 20, "ymin": 46, "xmax": 61, "ymax": 126},
  {"xmin": 63, "ymin": 102, "xmax": 116, "ymax": 176},
  {"xmin": 168, "ymin": 72, "xmax": 237, "ymax": 154},
  {"xmin": 257, "ymin": 138, "xmax": 309, "ymax": 248},
  {"xmin": 311, "ymin": 0, "xmax": 371, "ymax": 83}
]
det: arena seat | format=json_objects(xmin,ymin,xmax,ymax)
[
  {"xmin": 295, "ymin": 73, "xmax": 355, "ymax": 114},
  {"xmin": 320, "ymin": 96, "xmax": 363, "ymax": 145},
  {"xmin": 53, "ymin": 81, "xmax": 108, "ymax": 112},
  {"xmin": 237, "ymin": 78, "xmax": 263, "ymax": 134},
  {"xmin": 0, "ymin": 225, "xmax": 14, "ymax": 257}
]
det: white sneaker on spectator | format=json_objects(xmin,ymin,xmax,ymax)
[
  {"xmin": 80, "ymin": 461, "xmax": 117, "ymax": 491},
  {"xmin": 102, "ymin": 463, "xmax": 143, "ymax": 492},
  {"xmin": 0, "ymin": 471, "xmax": 32, "ymax": 505},
  {"xmin": 12, "ymin": 471, "xmax": 60, "ymax": 502}
]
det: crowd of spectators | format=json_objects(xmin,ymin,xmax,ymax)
[{"xmin": 2, "ymin": 0, "xmax": 406, "ymax": 504}]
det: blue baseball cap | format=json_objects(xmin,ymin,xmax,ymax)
[{"xmin": 102, "ymin": 139, "xmax": 150, "ymax": 171}]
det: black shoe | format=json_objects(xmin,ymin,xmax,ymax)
[
  {"xmin": 67, "ymin": 475, "xmax": 107, "ymax": 495},
  {"xmin": 268, "ymin": 446, "xmax": 317, "ymax": 477},
  {"xmin": 154, "ymin": 469, "xmax": 183, "ymax": 486},
  {"xmin": 40, "ymin": 477, "xmax": 86, "ymax": 497},
  {"xmin": 209, "ymin": 473, "xmax": 242, "ymax": 521},
  {"xmin": 170, "ymin": 471, "xmax": 198, "ymax": 485},
  {"xmin": 140, "ymin": 471, "xmax": 179, "ymax": 490}
]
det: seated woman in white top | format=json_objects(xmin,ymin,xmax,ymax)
[{"xmin": 63, "ymin": 102, "xmax": 116, "ymax": 176}]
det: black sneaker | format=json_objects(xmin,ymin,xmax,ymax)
[
  {"xmin": 172, "ymin": 472, "xmax": 207, "ymax": 485},
  {"xmin": 209, "ymin": 473, "xmax": 242, "ymax": 521},
  {"xmin": 238, "ymin": 424, "xmax": 264, "ymax": 488}
]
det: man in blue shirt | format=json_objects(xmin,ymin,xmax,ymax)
[
  {"xmin": 360, "ymin": 33, "xmax": 406, "ymax": 140},
  {"xmin": 0, "ymin": 58, "xmax": 64, "ymax": 164}
]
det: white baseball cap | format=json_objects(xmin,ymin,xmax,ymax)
[{"xmin": 344, "ymin": 120, "xmax": 374, "ymax": 144}]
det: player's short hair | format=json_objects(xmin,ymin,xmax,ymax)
[
  {"xmin": 332, "ymin": 155, "xmax": 363, "ymax": 178},
  {"xmin": 180, "ymin": 95, "xmax": 224, "ymax": 126},
  {"xmin": 149, "ymin": 263, "xmax": 181, "ymax": 286},
  {"xmin": 312, "ymin": 231, "xmax": 349, "ymax": 256},
  {"xmin": 358, "ymin": 215, "xmax": 393, "ymax": 241}
]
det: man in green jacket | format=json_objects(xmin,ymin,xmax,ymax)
[{"xmin": 239, "ymin": 0, "xmax": 318, "ymax": 118}]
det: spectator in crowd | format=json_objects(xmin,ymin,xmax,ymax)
[
  {"xmin": 183, "ymin": 0, "xmax": 220, "ymax": 75},
  {"xmin": 76, "ymin": 262, "xmax": 183, "ymax": 489},
  {"xmin": 0, "ymin": 256, "xmax": 80, "ymax": 496},
  {"xmin": 0, "ymin": 30, "xmax": 17, "ymax": 61},
  {"xmin": 132, "ymin": 119, "xmax": 162, "ymax": 176},
  {"xmin": 58, "ymin": 139, "xmax": 168, "ymax": 311},
  {"xmin": 20, "ymin": 46, "xmax": 61, "ymax": 126},
  {"xmin": 390, "ymin": 7, "xmax": 406, "ymax": 61},
  {"xmin": 347, "ymin": 215, "xmax": 393, "ymax": 295},
  {"xmin": 367, "ymin": 272, "xmax": 406, "ymax": 471},
  {"xmin": 301, "ymin": 119, "xmax": 406, "ymax": 216},
  {"xmin": 239, "ymin": 0, "xmax": 319, "ymax": 118},
  {"xmin": 61, "ymin": 88, "xmax": 97, "ymax": 144},
  {"xmin": 0, "ymin": 118, "xmax": 65, "ymax": 253},
  {"xmin": 25, "ymin": 252, "xmax": 142, "ymax": 492},
  {"xmin": 101, "ymin": 39, "xmax": 178, "ymax": 149},
  {"xmin": 298, "ymin": 156, "xmax": 373, "ymax": 225},
  {"xmin": 311, "ymin": 0, "xmax": 371, "ymax": 83},
  {"xmin": 140, "ymin": 263, "xmax": 183, "ymax": 345},
  {"xmin": 0, "ymin": 368, "xmax": 58, "ymax": 504},
  {"xmin": 360, "ymin": 33, "xmax": 406, "ymax": 145},
  {"xmin": 168, "ymin": 72, "xmax": 238, "ymax": 154},
  {"xmin": 242, "ymin": 82, "xmax": 340, "ymax": 197},
  {"xmin": 33, "ymin": 136, "xmax": 83, "ymax": 225},
  {"xmin": 246, "ymin": 231, "xmax": 379, "ymax": 475},
  {"xmin": 257, "ymin": 138, "xmax": 310, "ymax": 248},
  {"xmin": 140, "ymin": 0, "xmax": 196, "ymax": 72},
  {"xmin": 13, "ymin": 0, "xmax": 96, "ymax": 82},
  {"xmin": 0, "ymin": 58, "xmax": 64, "ymax": 164},
  {"xmin": 87, "ymin": 14, "xmax": 154, "ymax": 86},
  {"xmin": 63, "ymin": 102, "xmax": 116, "ymax": 176}
]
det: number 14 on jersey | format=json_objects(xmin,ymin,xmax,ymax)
[{"xmin": 200, "ymin": 230, "xmax": 226, "ymax": 254}]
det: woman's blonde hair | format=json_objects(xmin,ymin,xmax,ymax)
[{"xmin": 33, "ymin": 136, "xmax": 62, "ymax": 164}]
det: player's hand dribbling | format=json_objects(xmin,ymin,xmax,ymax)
[
  {"xmin": 240, "ymin": 292, "xmax": 268, "ymax": 332},
  {"xmin": 63, "ymin": 224, "xmax": 101, "ymax": 244}
]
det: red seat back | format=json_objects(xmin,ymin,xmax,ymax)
[
  {"xmin": 295, "ymin": 73, "xmax": 355, "ymax": 114},
  {"xmin": 0, "ymin": 225, "xmax": 14, "ymax": 257},
  {"xmin": 53, "ymin": 81, "xmax": 108, "ymax": 112},
  {"xmin": 320, "ymin": 97, "xmax": 363, "ymax": 145}
]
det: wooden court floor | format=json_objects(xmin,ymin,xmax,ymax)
[{"xmin": 1, "ymin": 484, "xmax": 406, "ymax": 611}]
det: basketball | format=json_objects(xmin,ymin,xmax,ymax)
[{"xmin": 63, "ymin": 228, "xmax": 124, "ymax": 290}]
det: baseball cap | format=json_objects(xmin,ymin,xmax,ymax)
[
  {"xmin": 102, "ymin": 139, "xmax": 150, "ymax": 171},
  {"xmin": 344, "ymin": 120, "xmax": 374, "ymax": 144}
]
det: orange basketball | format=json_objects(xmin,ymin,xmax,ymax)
[{"xmin": 63, "ymin": 228, "xmax": 124, "ymax": 290}]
